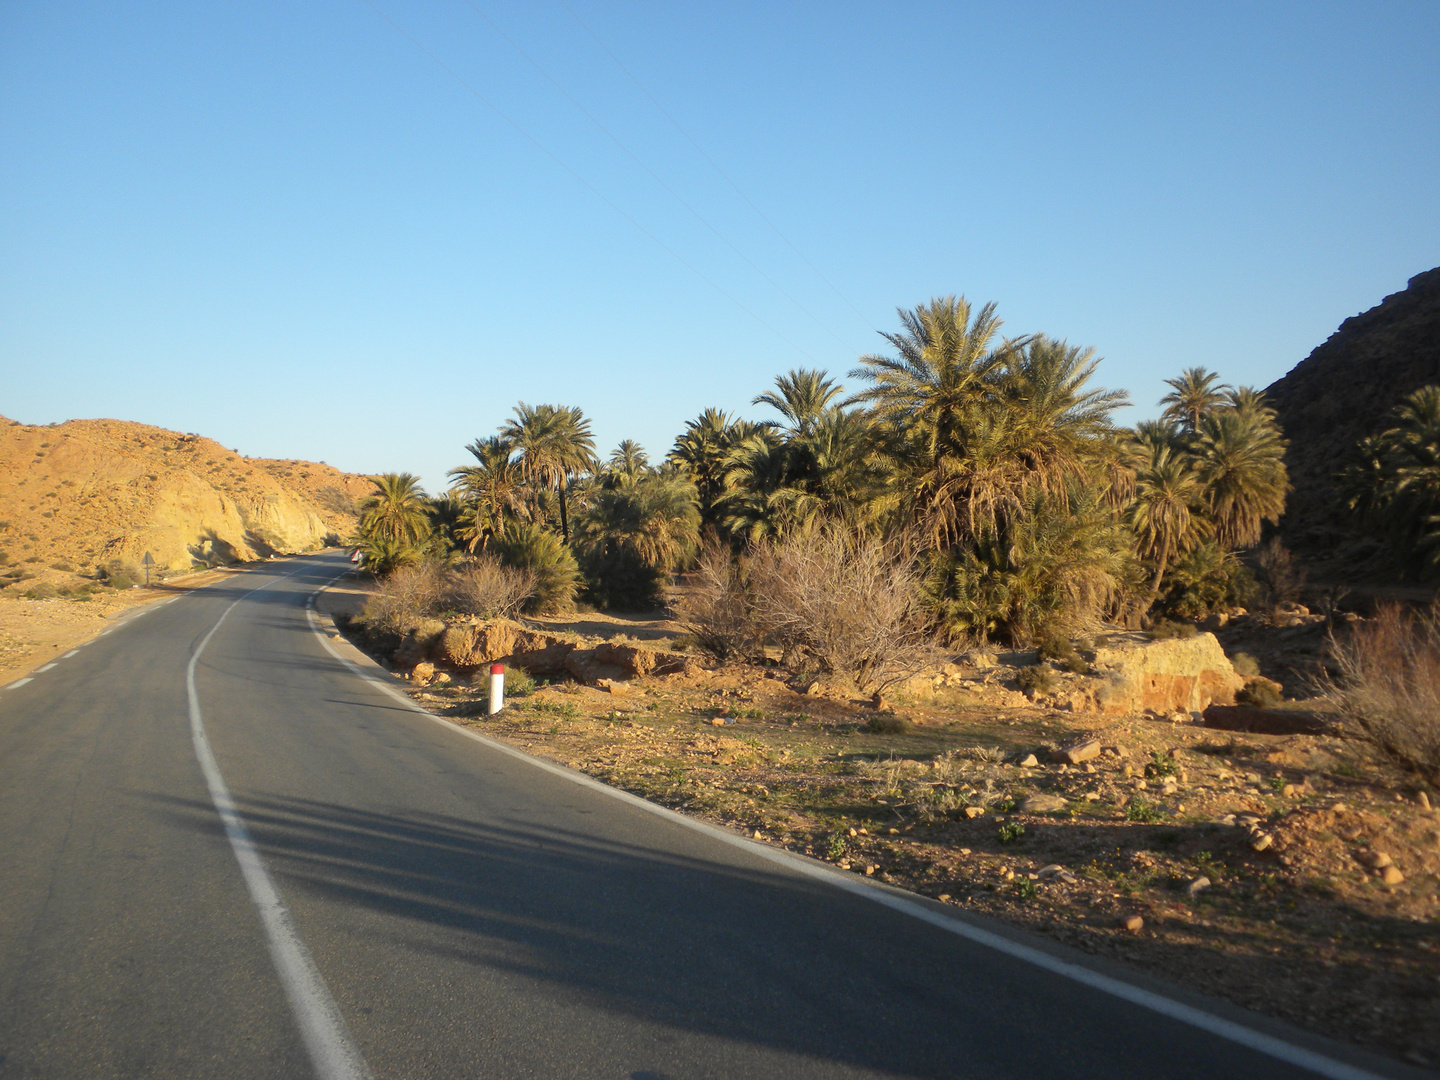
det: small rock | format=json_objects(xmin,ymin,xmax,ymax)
[
  {"xmin": 1187, "ymin": 876, "xmax": 1211, "ymax": 897},
  {"xmin": 1220, "ymin": 813, "xmax": 1237, "ymax": 826},
  {"xmin": 752, "ymin": 830, "xmax": 763, "ymax": 839},
  {"xmin": 1251, "ymin": 833, "xmax": 1273, "ymax": 852},
  {"xmin": 1281, "ymin": 783, "xmax": 1297, "ymax": 797},
  {"xmin": 1018, "ymin": 753, "xmax": 1039, "ymax": 768},
  {"xmin": 1121, "ymin": 914, "xmax": 1144, "ymax": 932},
  {"xmin": 848, "ymin": 826, "xmax": 858, "ymax": 837},
  {"xmin": 865, "ymin": 865, "xmax": 877, "ymax": 876},
  {"xmin": 1122, "ymin": 764, "xmax": 1135, "ymax": 778},
  {"xmin": 1365, "ymin": 851, "xmax": 1394, "ymax": 870},
  {"xmin": 959, "ymin": 847, "xmax": 972, "ymax": 855},
  {"xmin": 938, "ymin": 893, "xmax": 952, "ymax": 902},
  {"xmin": 1084, "ymin": 763, "xmax": 1096, "ymax": 774},
  {"xmin": 411, "ymin": 661, "xmax": 435, "ymax": 684},
  {"xmin": 1420, "ymin": 792, "xmax": 1433, "ymax": 812},
  {"xmin": 963, "ymin": 806, "xmax": 986, "ymax": 819},
  {"xmin": 1330, "ymin": 801, "xmax": 1348, "ymax": 814},
  {"xmin": 1059, "ymin": 739, "xmax": 1102, "ymax": 764},
  {"xmin": 1038, "ymin": 864, "xmax": 1065, "ymax": 877},
  {"xmin": 1237, "ymin": 813, "xmax": 1262, "ymax": 826},
  {"xmin": 1381, "ymin": 865, "xmax": 1404, "ymax": 885},
  {"xmin": 710, "ymin": 718, "xmax": 727, "ymax": 727},
  {"xmin": 1022, "ymin": 793, "xmax": 1069, "ymax": 813},
  {"xmin": 1084, "ymin": 792, "xmax": 1100, "ymax": 802}
]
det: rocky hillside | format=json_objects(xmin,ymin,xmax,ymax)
[
  {"xmin": 0, "ymin": 415, "xmax": 372, "ymax": 580},
  {"xmin": 1265, "ymin": 267, "xmax": 1440, "ymax": 558}
]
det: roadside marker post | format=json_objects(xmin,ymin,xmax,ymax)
[
  {"xmin": 142, "ymin": 551, "xmax": 155, "ymax": 587},
  {"xmin": 488, "ymin": 664, "xmax": 504, "ymax": 714}
]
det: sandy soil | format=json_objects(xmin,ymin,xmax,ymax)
[{"xmin": 0, "ymin": 568, "xmax": 244, "ymax": 685}]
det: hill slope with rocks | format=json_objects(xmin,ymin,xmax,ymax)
[
  {"xmin": 1265, "ymin": 267, "xmax": 1440, "ymax": 561},
  {"xmin": 0, "ymin": 415, "xmax": 371, "ymax": 584}
]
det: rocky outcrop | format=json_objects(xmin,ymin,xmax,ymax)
[
  {"xmin": 1090, "ymin": 632, "xmax": 1243, "ymax": 716},
  {"xmin": 1265, "ymin": 267, "xmax": 1440, "ymax": 554},
  {"xmin": 419, "ymin": 615, "xmax": 698, "ymax": 686}
]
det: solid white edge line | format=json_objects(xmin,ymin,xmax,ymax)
[
  {"xmin": 304, "ymin": 584, "xmax": 1396, "ymax": 1080},
  {"xmin": 191, "ymin": 569, "xmax": 373, "ymax": 1080}
]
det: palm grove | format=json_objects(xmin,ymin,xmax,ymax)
[{"xmin": 351, "ymin": 295, "xmax": 1289, "ymax": 685}]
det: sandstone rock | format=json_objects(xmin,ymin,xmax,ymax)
[
  {"xmin": 1121, "ymin": 914, "xmax": 1144, "ymax": 932},
  {"xmin": 1187, "ymin": 876, "xmax": 1211, "ymax": 897},
  {"xmin": 1420, "ymin": 792, "xmax": 1433, "ymax": 811},
  {"xmin": 962, "ymin": 806, "xmax": 986, "ymax": 819},
  {"xmin": 1250, "ymin": 832, "xmax": 1274, "ymax": 852},
  {"xmin": 1018, "ymin": 753, "xmax": 1039, "ymax": 768},
  {"xmin": 411, "ymin": 661, "xmax": 435, "ymax": 684},
  {"xmin": 1381, "ymin": 865, "xmax": 1405, "ymax": 886},
  {"xmin": 1021, "ymin": 793, "xmax": 1068, "ymax": 814},
  {"xmin": 1364, "ymin": 851, "xmax": 1394, "ymax": 870},
  {"xmin": 437, "ymin": 618, "xmax": 525, "ymax": 667},
  {"xmin": 1091, "ymin": 632, "xmax": 1243, "ymax": 716},
  {"xmin": 595, "ymin": 678, "xmax": 630, "ymax": 695}
]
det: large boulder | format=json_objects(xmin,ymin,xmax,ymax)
[
  {"xmin": 1091, "ymin": 632, "xmax": 1243, "ymax": 716},
  {"xmin": 435, "ymin": 618, "xmax": 525, "ymax": 667}
]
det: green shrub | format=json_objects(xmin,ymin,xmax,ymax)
[
  {"xmin": 1015, "ymin": 665, "xmax": 1054, "ymax": 695},
  {"xmin": 1230, "ymin": 652, "xmax": 1260, "ymax": 677},
  {"xmin": 23, "ymin": 582, "xmax": 59, "ymax": 600},
  {"xmin": 1237, "ymin": 680, "xmax": 1282, "ymax": 707},
  {"xmin": 500, "ymin": 666, "xmax": 536, "ymax": 697},
  {"xmin": 997, "ymin": 821, "xmax": 1026, "ymax": 843},
  {"xmin": 1126, "ymin": 799, "xmax": 1165, "ymax": 823},
  {"xmin": 494, "ymin": 523, "xmax": 580, "ymax": 614}
]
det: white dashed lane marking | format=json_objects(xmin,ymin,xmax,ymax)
[
  {"xmin": 36, "ymin": 664, "xmax": 57, "ymax": 673},
  {"xmin": 6, "ymin": 679, "xmax": 32, "ymax": 690},
  {"xmin": 63, "ymin": 650, "xmax": 79, "ymax": 658}
]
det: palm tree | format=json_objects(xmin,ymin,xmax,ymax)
[
  {"xmin": 576, "ymin": 472, "xmax": 701, "ymax": 574},
  {"xmin": 602, "ymin": 440, "xmax": 651, "ymax": 489},
  {"xmin": 1190, "ymin": 408, "xmax": 1288, "ymax": 550},
  {"xmin": 1159, "ymin": 367, "xmax": 1230, "ymax": 433},
  {"xmin": 753, "ymin": 368, "xmax": 844, "ymax": 437},
  {"xmin": 356, "ymin": 473, "xmax": 431, "ymax": 548},
  {"xmin": 1126, "ymin": 445, "xmax": 1209, "ymax": 596},
  {"xmin": 447, "ymin": 436, "xmax": 525, "ymax": 553},
  {"xmin": 501, "ymin": 403, "xmax": 597, "ymax": 543}
]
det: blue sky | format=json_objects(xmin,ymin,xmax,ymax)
[{"xmin": 3, "ymin": 1, "xmax": 1437, "ymax": 495}]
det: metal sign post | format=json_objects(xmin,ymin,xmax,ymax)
[{"xmin": 142, "ymin": 551, "xmax": 155, "ymax": 587}]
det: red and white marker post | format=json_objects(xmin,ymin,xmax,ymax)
[{"xmin": 488, "ymin": 663, "xmax": 505, "ymax": 714}]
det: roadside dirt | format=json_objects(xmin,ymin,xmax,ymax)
[{"xmin": 323, "ymin": 579, "xmax": 1440, "ymax": 1070}]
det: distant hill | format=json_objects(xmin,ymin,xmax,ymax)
[
  {"xmin": 1265, "ymin": 267, "xmax": 1440, "ymax": 565},
  {"xmin": 0, "ymin": 416, "xmax": 372, "ymax": 583}
]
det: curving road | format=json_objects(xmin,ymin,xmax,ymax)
[{"xmin": 0, "ymin": 553, "xmax": 1421, "ymax": 1079}]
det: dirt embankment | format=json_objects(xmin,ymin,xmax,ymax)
[
  {"xmin": 323, "ymin": 581, "xmax": 1440, "ymax": 1070},
  {"xmin": 0, "ymin": 414, "xmax": 371, "ymax": 582}
]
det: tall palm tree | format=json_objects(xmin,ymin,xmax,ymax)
[
  {"xmin": 447, "ymin": 435, "xmax": 525, "ymax": 553},
  {"xmin": 356, "ymin": 473, "xmax": 431, "ymax": 548},
  {"xmin": 1190, "ymin": 408, "xmax": 1288, "ymax": 550},
  {"xmin": 753, "ymin": 368, "xmax": 845, "ymax": 437},
  {"xmin": 501, "ymin": 403, "xmax": 597, "ymax": 543},
  {"xmin": 1126, "ymin": 445, "xmax": 1208, "ymax": 596},
  {"xmin": 1159, "ymin": 367, "xmax": 1230, "ymax": 433}
]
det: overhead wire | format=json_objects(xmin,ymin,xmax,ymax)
[
  {"xmin": 559, "ymin": 0, "xmax": 880, "ymax": 341},
  {"xmin": 361, "ymin": 0, "xmax": 822, "ymax": 365},
  {"xmin": 460, "ymin": 0, "xmax": 865, "ymax": 358}
]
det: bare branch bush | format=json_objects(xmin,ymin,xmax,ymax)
[
  {"xmin": 444, "ymin": 557, "xmax": 536, "ymax": 620},
  {"xmin": 748, "ymin": 524, "xmax": 930, "ymax": 694},
  {"xmin": 679, "ymin": 539, "xmax": 761, "ymax": 661},
  {"xmin": 364, "ymin": 557, "xmax": 534, "ymax": 636},
  {"xmin": 1328, "ymin": 604, "xmax": 1440, "ymax": 786}
]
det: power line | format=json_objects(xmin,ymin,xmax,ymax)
[
  {"xmin": 361, "ymin": 0, "xmax": 821, "ymax": 365},
  {"xmin": 462, "ymin": 0, "xmax": 865, "ymax": 358},
  {"xmin": 559, "ymin": 0, "xmax": 880, "ymax": 342}
]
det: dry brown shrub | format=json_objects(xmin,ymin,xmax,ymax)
[
  {"xmin": 748, "ymin": 524, "xmax": 929, "ymax": 694},
  {"xmin": 445, "ymin": 558, "xmax": 535, "ymax": 620},
  {"xmin": 364, "ymin": 557, "xmax": 534, "ymax": 635},
  {"xmin": 679, "ymin": 539, "xmax": 761, "ymax": 661},
  {"xmin": 1329, "ymin": 604, "xmax": 1440, "ymax": 785}
]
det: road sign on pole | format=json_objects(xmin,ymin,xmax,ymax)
[{"xmin": 142, "ymin": 551, "xmax": 154, "ymax": 587}]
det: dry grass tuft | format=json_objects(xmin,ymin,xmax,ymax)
[{"xmin": 1328, "ymin": 604, "xmax": 1440, "ymax": 785}]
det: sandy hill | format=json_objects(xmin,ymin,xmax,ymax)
[
  {"xmin": 0, "ymin": 415, "xmax": 373, "ymax": 581},
  {"xmin": 1265, "ymin": 267, "xmax": 1440, "ymax": 563}
]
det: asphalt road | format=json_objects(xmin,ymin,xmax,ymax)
[{"xmin": 0, "ymin": 553, "xmax": 1424, "ymax": 1079}]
